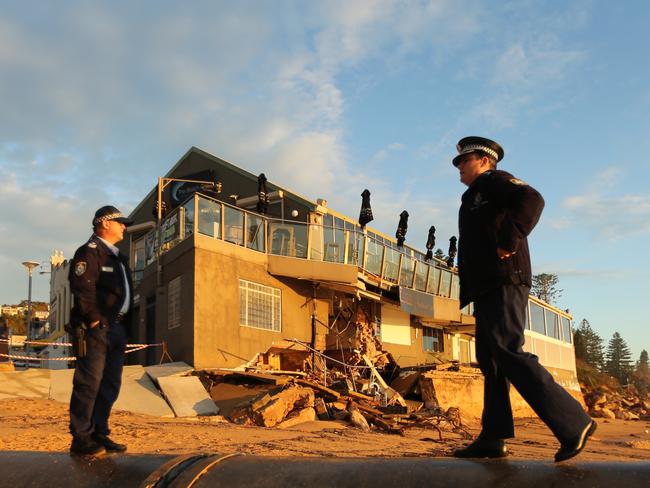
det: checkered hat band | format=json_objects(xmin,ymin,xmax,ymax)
[
  {"xmin": 93, "ymin": 212, "xmax": 123, "ymax": 225},
  {"xmin": 459, "ymin": 144, "xmax": 499, "ymax": 160}
]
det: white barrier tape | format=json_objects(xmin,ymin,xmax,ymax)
[
  {"xmin": 0, "ymin": 353, "xmax": 76, "ymax": 361},
  {"xmin": 0, "ymin": 344, "xmax": 157, "ymax": 362},
  {"xmin": 0, "ymin": 338, "xmax": 163, "ymax": 348}
]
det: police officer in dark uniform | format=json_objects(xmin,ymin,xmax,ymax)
[
  {"xmin": 68, "ymin": 206, "xmax": 133, "ymax": 456},
  {"xmin": 451, "ymin": 137, "xmax": 596, "ymax": 462}
]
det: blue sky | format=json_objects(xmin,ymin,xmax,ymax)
[{"xmin": 1, "ymin": 1, "xmax": 648, "ymax": 359}]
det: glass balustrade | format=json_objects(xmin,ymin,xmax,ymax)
[
  {"xmin": 145, "ymin": 193, "xmax": 470, "ymax": 303},
  {"xmin": 399, "ymin": 256, "xmax": 415, "ymax": 287},
  {"xmin": 414, "ymin": 261, "xmax": 428, "ymax": 291},
  {"xmin": 383, "ymin": 246, "xmax": 401, "ymax": 284},
  {"xmin": 198, "ymin": 196, "xmax": 221, "ymax": 238},
  {"xmin": 246, "ymin": 214, "xmax": 266, "ymax": 252}
]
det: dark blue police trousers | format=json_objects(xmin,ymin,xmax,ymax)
[
  {"xmin": 69, "ymin": 322, "xmax": 126, "ymax": 440},
  {"xmin": 474, "ymin": 284, "xmax": 591, "ymax": 443}
]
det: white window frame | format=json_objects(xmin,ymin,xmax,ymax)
[{"xmin": 239, "ymin": 279, "xmax": 281, "ymax": 332}]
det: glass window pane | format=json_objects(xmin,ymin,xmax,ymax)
[
  {"xmin": 414, "ymin": 262, "xmax": 428, "ymax": 291},
  {"xmin": 562, "ymin": 318, "xmax": 572, "ymax": 344},
  {"xmin": 400, "ymin": 257, "xmax": 415, "ymax": 287},
  {"xmin": 223, "ymin": 206, "xmax": 244, "ymax": 246},
  {"xmin": 324, "ymin": 220, "xmax": 345, "ymax": 263},
  {"xmin": 183, "ymin": 197, "xmax": 195, "ymax": 237},
  {"xmin": 365, "ymin": 237, "xmax": 383, "ymax": 275},
  {"xmin": 530, "ymin": 302, "xmax": 546, "ymax": 335},
  {"xmin": 546, "ymin": 310, "xmax": 561, "ymax": 339},
  {"xmin": 383, "ymin": 246, "xmax": 400, "ymax": 283},
  {"xmin": 198, "ymin": 197, "xmax": 221, "ymax": 238},
  {"xmin": 269, "ymin": 222, "xmax": 308, "ymax": 258},
  {"xmin": 246, "ymin": 214, "xmax": 265, "ymax": 252},
  {"xmin": 423, "ymin": 327, "xmax": 444, "ymax": 352},
  {"xmin": 439, "ymin": 270, "xmax": 451, "ymax": 297},
  {"xmin": 450, "ymin": 274, "xmax": 459, "ymax": 300},
  {"xmin": 427, "ymin": 266, "xmax": 440, "ymax": 294},
  {"xmin": 347, "ymin": 229, "xmax": 364, "ymax": 265},
  {"xmin": 133, "ymin": 236, "xmax": 146, "ymax": 285}
]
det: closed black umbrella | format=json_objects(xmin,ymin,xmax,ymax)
[
  {"xmin": 395, "ymin": 210, "xmax": 409, "ymax": 247},
  {"xmin": 358, "ymin": 189, "xmax": 373, "ymax": 227},
  {"xmin": 446, "ymin": 236, "xmax": 457, "ymax": 268},
  {"xmin": 425, "ymin": 226, "xmax": 436, "ymax": 261},
  {"xmin": 256, "ymin": 173, "xmax": 269, "ymax": 214}
]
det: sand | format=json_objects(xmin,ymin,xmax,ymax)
[{"xmin": 1, "ymin": 398, "xmax": 649, "ymax": 462}]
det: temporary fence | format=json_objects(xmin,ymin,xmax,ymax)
[{"xmin": 0, "ymin": 338, "xmax": 171, "ymax": 363}]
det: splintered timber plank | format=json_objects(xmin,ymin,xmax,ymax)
[{"xmin": 296, "ymin": 379, "xmax": 341, "ymax": 398}]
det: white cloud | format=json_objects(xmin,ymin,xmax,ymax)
[{"xmin": 559, "ymin": 166, "xmax": 650, "ymax": 239}]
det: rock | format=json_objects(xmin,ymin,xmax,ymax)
[
  {"xmin": 276, "ymin": 407, "xmax": 317, "ymax": 429},
  {"xmin": 594, "ymin": 408, "xmax": 616, "ymax": 419},
  {"xmin": 628, "ymin": 412, "xmax": 640, "ymax": 421},
  {"xmin": 585, "ymin": 391, "xmax": 607, "ymax": 407},
  {"xmin": 253, "ymin": 386, "xmax": 315, "ymax": 427}
]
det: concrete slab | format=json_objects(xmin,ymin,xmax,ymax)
[
  {"xmin": 0, "ymin": 369, "xmax": 50, "ymax": 399},
  {"xmin": 113, "ymin": 365, "xmax": 175, "ymax": 417},
  {"xmin": 49, "ymin": 365, "xmax": 175, "ymax": 418},
  {"xmin": 158, "ymin": 376, "xmax": 219, "ymax": 417},
  {"xmin": 144, "ymin": 361, "xmax": 193, "ymax": 385}
]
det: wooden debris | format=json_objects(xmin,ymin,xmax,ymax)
[
  {"xmin": 208, "ymin": 369, "xmax": 289, "ymax": 385},
  {"xmin": 418, "ymin": 375, "xmax": 439, "ymax": 409},
  {"xmin": 314, "ymin": 397, "xmax": 330, "ymax": 420},
  {"xmin": 347, "ymin": 401, "xmax": 370, "ymax": 432},
  {"xmin": 296, "ymin": 379, "xmax": 341, "ymax": 399},
  {"xmin": 389, "ymin": 371, "xmax": 420, "ymax": 396},
  {"xmin": 362, "ymin": 354, "xmax": 407, "ymax": 407}
]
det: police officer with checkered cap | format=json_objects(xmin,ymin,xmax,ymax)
[
  {"xmin": 68, "ymin": 206, "xmax": 134, "ymax": 456},
  {"xmin": 451, "ymin": 137, "xmax": 596, "ymax": 462}
]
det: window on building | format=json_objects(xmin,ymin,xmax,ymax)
[
  {"xmin": 239, "ymin": 280, "xmax": 281, "ymax": 332},
  {"xmin": 423, "ymin": 326, "xmax": 444, "ymax": 352},
  {"xmin": 530, "ymin": 301, "xmax": 546, "ymax": 335},
  {"xmin": 561, "ymin": 317, "xmax": 572, "ymax": 344},
  {"xmin": 547, "ymin": 310, "xmax": 561, "ymax": 340},
  {"xmin": 168, "ymin": 276, "xmax": 181, "ymax": 330}
]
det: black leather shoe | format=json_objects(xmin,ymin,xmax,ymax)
[
  {"xmin": 92, "ymin": 434, "xmax": 127, "ymax": 453},
  {"xmin": 70, "ymin": 438, "xmax": 105, "ymax": 456},
  {"xmin": 554, "ymin": 420, "xmax": 597, "ymax": 462},
  {"xmin": 453, "ymin": 437, "xmax": 508, "ymax": 458}
]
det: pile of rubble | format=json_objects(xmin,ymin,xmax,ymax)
[
  {"xmin": 582, "ymin": 384, "xmax": 650, "ymax": 421},
  {"xmin": 196, "ymin": 359, "xmax": 473, "ymax": 440}
]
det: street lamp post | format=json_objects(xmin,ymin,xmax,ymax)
[{"xmin": 21, "ymin": 261, "xmax": 40, "ymax": 366}]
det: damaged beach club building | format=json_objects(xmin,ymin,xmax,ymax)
[{"xmin": 46, "ymin": 146, "xmax": 581, "ymax": 406}]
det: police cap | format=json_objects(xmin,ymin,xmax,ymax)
[
  {"xmin": 92, "ymin": 205, "xmax": 134, "ymax": 227},
  {"xmin": 453, "ymin": 136, "xmax": 504, "ymax": 167}
]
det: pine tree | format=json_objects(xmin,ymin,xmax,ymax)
[
  {"xmin": 637, "ymin": 350, "xmax": 649, "ymax": 373},
  {"xmin": 605, "ymin": 332, "xmax": 634, "ymax": 385},
  {"xmin": 633, "ymin": 350, "xmax": 650, "ymax": 396},
  {"xmin": 573, "ymin": 319, "xmax": 604, "ymax": 371},
  {"xmin": 531, "ymin": 273, "xmax": 563, "ymax": 304}
]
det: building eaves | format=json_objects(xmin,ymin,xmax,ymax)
[{"xmin": 129, "ymin": 146, "xmax": 319, "ymax": 219}]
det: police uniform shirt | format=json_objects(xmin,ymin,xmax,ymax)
[
  {"xmin": 458, "ymin": 169, "xmax": 544, "ymax": 307},
  {"xmin": 96, "ymin": 236, "xmax": 131, "ymax": 315},
  {"xmin": 69, "ymin": 235, "xmax": 133, "ymax": 327}
]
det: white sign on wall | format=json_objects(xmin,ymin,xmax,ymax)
[{"xmin": 380, "ymin": 305, "xmax": 411, "ymax": 345}]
